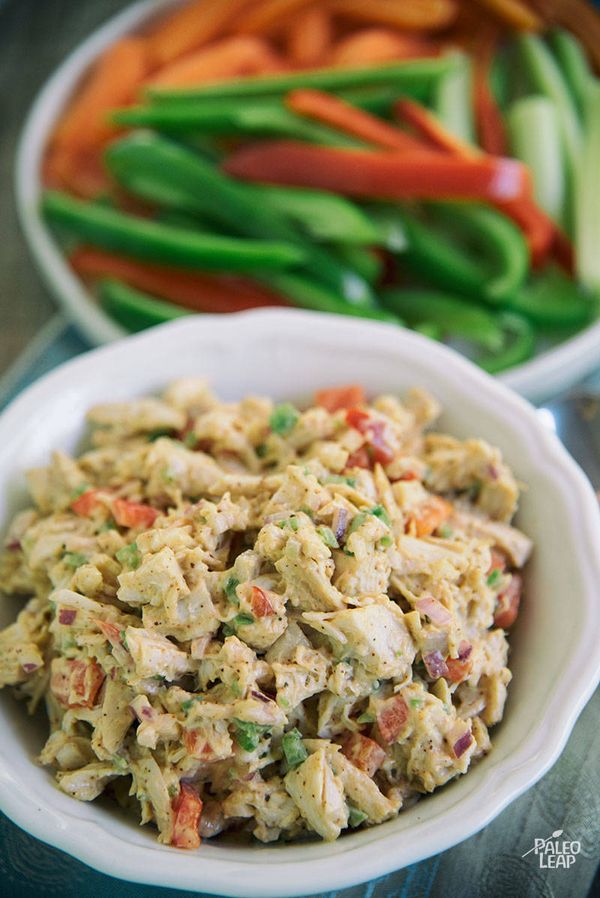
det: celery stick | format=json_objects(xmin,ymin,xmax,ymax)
[
  {"xmin": 548, "ymin": 28, "xmax": 592, "ymax": 119},
  {"xmin": 516, "ymin": 34, "xmax": 582, "ymax": 173},
  {"xmin": 576, "ymin": 80, "xmax": 600, "ymax": 291},
  {"xmin": 507, "ymin": 96, "xmax": 565, "ymax": 221},
  {"xmin": 433, "ymin": 50, "xmax": 475, "ymax": 145}
]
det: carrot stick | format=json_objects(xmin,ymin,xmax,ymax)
[
  {"xmin": 223, "ymin": 140, "xmax": 528, "ymax": 202},
  {"xmin": 43, "ymin": 147, "xmax": 112, "ymax": 199},
  {"xmin": 69, "ymin": 247, "xmax": 286, "ymax": 313},
  {"xmin": 471, "ymin": 0, "xmax": 542, "ymax": 32},
  {"xmin": 329, "ymin": 28, "xmax": 439, "ymax": 67},
  {"xmin": 287, "ymin": 6, "xmax": 333, "ymax": 68},
  {"xmin": 287, "ymin": 89, "xmax": 426, "ymax": 151},
  {"xmin": 147, "ymin": 0, "xmax": 251, "ymax": 66},
  {"xmin": 234, "ymin": 0, "xmax": 322, "ymax": 35},
  {"xmin": 473, "ymin": 28, "xmax": 507, "ymax": 156},
  {"xmin": 148, "ymin": 36, "xmax": 285, "ymax": 89},
  {"xmin": 394, "ymin": 97, "xmax": 479, "ymax": 156},
  {"xmin": 52, "ymin": 38, "xmax": 149, "ymax": 152},
  {"xmin": 329, "ymin": 0, "xmax": 458, "ymax": 32}
]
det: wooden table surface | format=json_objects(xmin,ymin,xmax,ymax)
[{"xmin": 0, "ymin": 0, "xmax": 132, "ymax": 374}]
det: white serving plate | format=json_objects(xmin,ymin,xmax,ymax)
[
  {"xmin": 0, "ymin": 310, "xmax": 599, "ymax": 896},
  {"xmin": 14, "ymin": 0, "xmax": 600, "ymax": 404}
]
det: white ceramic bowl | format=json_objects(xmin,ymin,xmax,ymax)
[
  {"xmin": 0, "ymin": 310, "xmax": 599, "ymax": 896},
  {"xmin": 14, "ymin": 0, "xmax": 600, "ymax": 404}
]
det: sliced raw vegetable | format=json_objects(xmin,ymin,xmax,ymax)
[
  {"xmin": 548, "ymin": 28, "xmax": 592, "ymax": 118},
  {"xmin": 502, "ymin": 269, "xmax": 594, "ymax": 328},
  {"xmin": 105, "ymin": 134, "xmax": 376, "ymax": 304},
  {"xmin": 380, "ymin": 288, "xmax": 505, "ymax": 351},
  {"xmin": 260, "ymin": 272, "xmax": 399, "ymax": 321},
  {"xmin": 99, "ymin": 278, "xmax": 189, "ymax": 331},
  {"xmin": 507, "ymin": 96, "xmax": 565, "ymax": 221},
  {"xmin": 43, "ymin": 190, "xmax": 304, "ymax": 274},
  {"xmin": 223, "ymin": 141, "xmax": 529, "ymax": 203},
  {"xmin": 479, "ymin": 313, "xmax": 535, "ymax": 373},
  {"xmin": 515, "ymin": 34, "xmax": 582, "ymax": 174},
  {"xmin": 114, "ymin": 102, "xmax": 366, "ymax": 147},
  {"xmin": 148, "ymin": 56, "xmax": 459, "ymax": 102},
  {"xmin": 334, "ymin": 245, "xmax": 382, "ymax": 285},
  {"xmin": 433, "ymin": 50, "xmax": 475, "ymax": 145},
  {"xmin": 240, "ymin": 184, "xmax": 380, "ymax": 244},
  {"xmin": 327, "ymin": 0, "xmax": 458, "ymax": 32},
  {"xmin": 474, "ymin": 0, "xmax": 542, "ymax": 32},
  {"xmin": 576, "ymin": 79, "xmax": 600, "ymax": 291}
]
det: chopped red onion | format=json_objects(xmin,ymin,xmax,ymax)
[
  {"xmin": 458, "ymin": 641, "xmax": 472, "ymax": 660},
  {"xmin": 332, "ymin": 507, "xmax": 349, "ymax": 543},
  {"xmin": 6, "ymin": 540, "xmax": 21, "ymax": 552},
  {"xmin": 58, "ymin": 609, "xmax": 77, "ymax": 626},
  {"xmin": 486, "ymin": 464, "xmax": 499, "ymax": 481},
  {"xmin": 22, "ymin": 662, "xmax": 39, "ymax": 673},
  {"xmin": 251, "ymin": 690, "xmax": 272, "ymax": 704},
  {"xmin": 453, "ymin": 731, "xmax": 473, "ymax": 758},
  {"xmin": 423, "ymin": 650, "xmax": 448, "ymax": 679},
  {"xmin": 416, "ymin": 597, "xmax": 452, "ymax": 627}
]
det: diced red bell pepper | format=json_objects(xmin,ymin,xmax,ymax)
[
  {"xmin": 488, "ymin": 548, "xmax": 507, "ymax": 574},
  {"xmin": 345, "ymin": 407, "xmax": 394, "ymax": 466},
  {"xmin": 314, "ymin": 384, "xmax": 366, "ymax": 413},
  {"xmin": 494, "ymin": 573, "xmax": 522, "ymax": 629},
  {"xmin": 183, "ymin": 729, "xmax": 215, "ymax": 760},
  {"xmin": 342, "ymin": 732, "xmax": 386, "ymax": 777},
  {"xmin": 250, "ymin": 585, "xmax": 274, "ymax": 617},
  {"xmin": 112, "ymin": 498, "xmax": 158, "ymax": 530},
  {"xmin": 345, "ymin": 446, "xmax": 372, "ymax": 470},
  {"xmin": 50, "ymin": 658, "xmax": 105, "ymax": 709},
  {"xmin": 171, "ymin": 782, "xmax": 203, "ymax": 850},
  {"xmin": 71, "ymin": 488, "xmax": 104, "ymax": 516},
  {"xmin": 376, "ymin": 695, "xmax": 409, "ymax": 744}
]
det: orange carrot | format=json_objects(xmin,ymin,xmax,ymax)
[
  {"xmin": 69, "ymin": 247, "xmax": 286, "ymax": 313},
  {"xmin": 473, "ymin": 28, "xmax": 507, "ymax": 156},
  {"xmin": 287, "ymin": 88, "xmax": 426, "ymax": 151},
  {"xmin": 329, "ymin": 0, "xmax": 458, "ymax": 32},
  {"xmin": 235, "ymin": 0, "xmax": 321, "ymax": 35},
  {"xmin": 52, "ymin": 38, "xmax": 149, "ymax": 152},
  {"xmin": 223, "ymin": 140, "xmax": 528, "ymax": 202},
  {"xmin": 147, "ymin": 0, "xmax": 251, "ymax": 66},
  {"xmin": 286, "ymin": 6, "xmax": 333, "ymax": 68},
  {"xmin": 43, "ymin": 146, "xmax": 111, "ymax": 199},
  {"xmin": 329, "ymin": 27, "xmax": 439, "ymax": 67},
  {"xmin": 394, "ymin": 98, "xmax": 479, "ymax": 157},
  {"xmin": 472, "ymin": 0, "xmax": 542, "ymax": 32},
  {"xmin": 148, "ymin": 36, "xmax": 285, "ymax": 88}
]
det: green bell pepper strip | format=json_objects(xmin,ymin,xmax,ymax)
[
  {"xmin": 260, "ymin": 272, "xmax": 399, "ymax": 322},
  {"xmin": 105, "ymin": 134, "xmax": 376, "ymax": 305},
  {"xmin": 548, "ymin": 28, "xmax": 592, "ymax": 119},
  {"xmin": 114, "ymin": 102, "xmax": 365, "ymax": 148},
  {"xmin": 380, "ymin": 288, "xmax": 505, "ymax": 351},
  {"xmin": 503, "ymin": 269, "xmax": 594, "ymax": 329},
  {"xmin": 239, "ymin": 184, "xmax": 380, "ymax": 245},
  {"xmin": 148, "ymin": 56, "xmax": 458, "ymax": 102},
  {"xmin": 333, "ymin": 245, "xmax": 382, "ymax": 285},
  {"xmin": 371, "ymin": 203, "xmax": 528, "ymax": 304},
  {"xmin": 99, "ymin": 278, "xmax": 189, "ymax": 331},
  {"xmin": 43, "ymin": 190, "xmax": 304, "ymax": 274},
  {"xmin": 428, "ymin": 202, "xmax": 529, "ymax": 301},
  {"xmin": 478, "ymin": 313, "xmax": 535, "ymax": 373}
]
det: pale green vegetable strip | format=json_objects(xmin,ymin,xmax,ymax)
[
  {"xmin": 516, "ymin": 34, "xmax": 582, "ymax": 173},
  {"xmin": 548, "ymin": 28, "xmax": 592, "ymax": 119},
  {"xmin": 576, "ymin": 80, "xmax": 600, "ymax": 290},
  {"xmin": 507, "ymin": 96, "xmax": 565, "ymax": 221},
  {"xmin": 433, "ymin": 50, "xmax": 475, "ymax": 145}
]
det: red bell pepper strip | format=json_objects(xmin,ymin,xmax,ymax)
[
  {"xmin": 393, "ymin": 97, "xmax": 479, "ymax": 157},
  {"xmin": 70, "ymin": 246, "xmax": 286, "ymax": 313},
  {"xmin": 473, "ymin": 29, "xmax": 508, "ymax": 156},
  {"xmin": 314, "ymin": 384, "xmax": 366, "ymax": 412},
  {"xmin": 223, "ymin": 140, "xmax": 528, "ymax": 203},
  {"xmin": 171, "ymin": 783, "xmax": 203, "ymax": 850}
]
